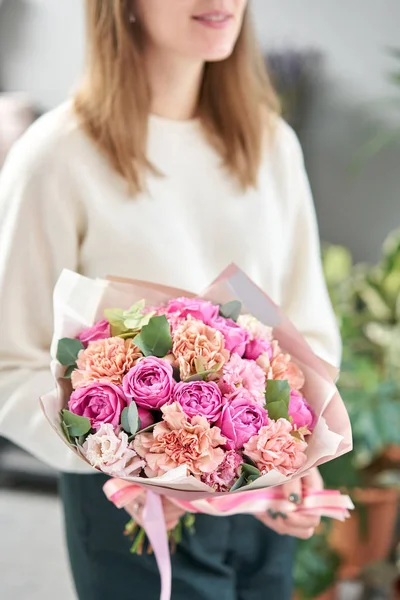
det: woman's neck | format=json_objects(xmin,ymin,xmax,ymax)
[{"xmin": 144, "ymin": 50, "xmax": 204, "ymax": 121}]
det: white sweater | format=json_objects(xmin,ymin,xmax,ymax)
[{"xmin": 0, "ymin": 103, "xmax": 341, "ymax": 472}]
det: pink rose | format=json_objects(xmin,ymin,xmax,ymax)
[
  {"xmin": 219, "ymin": 353, "xmax": 266, "ymax": 405},
  {"xmin": 201, "ymin": 450, "xmax": 242, "ymax": 491},
  {"xmin": 172, "ymin": 380, "xmax": 223, "ymax": 423},
  {"xmin": 82, "ymin": 423, "xmax": 145, "ymax": 476},
  {"xmin": 166, "ymin": 297, "xmax": 219, "ymax": 324},
  {"xmin": 77, "ymin": 319, "xmax": 111, "ymax": 347},
  {"xmin": 138, "ymin": 408, "xmax": 155, "ymax": 430},
  {"xmin": 122, "ymin": 357, "xmax": 175, "ymax": 410},
  {"xmin": 217, "ymin": 394, "xmax": 268, "ymax": 450},
  {"xmin": 134, "ymin": 402, "xmax": 226, "ymax": 478},
  {"xmin": 208, "ymin": 316, "xmax": 249, "ymax": 357},
  {"xmin": 244, "ymin": 419, "xmax": 308, "ymax": 477},
  {"xmin": 68, "ymin": 382, "xmax": 127, "ymax": 431},
  {"xmin": 244, "ymin": 338, "xmax": 273, "ymax": 361},
  {"xmin": 289, "ymin": 390, "xmax": 316, "ymax": 431}
]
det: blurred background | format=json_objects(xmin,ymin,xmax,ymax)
[{"xmin": 0, "ymin": 1, "xmax": 399, "ymax": 599}]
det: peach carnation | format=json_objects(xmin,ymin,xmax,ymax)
[
  {"xmin": 243, "ymin": 418, "xmax": 308, "ymax": 477},
  {"xmin": 173, "ymin": 317, "xmax": 229, "ymax": 380},
  {"xmin": 256, "ymin": 341, "xmax": 305, "ymax": 391},
  {"xmin": 71, "ymin": 337, "xmax": 142, "ymax": 389},
  {"xmin": 134, "ymin": 402, "xmax": 226, "ymax": 478}
]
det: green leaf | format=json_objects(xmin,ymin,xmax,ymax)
[
  {"xmin": 61, "ymin": 410, "xmax": 91, "ymax": 437},
  {"xmin": 61, "ymin": 421, "xmax": 73, "ymax": 444},
  {"xmin": 121, "ymin": 407, "xmax": 131, "ymax": 433},
  {"xmin": 128, "ymin": 401, "xmax": 139, "ymax": 435},
  {"xmin": 185, "ymin": 361, "xmax": 222, "ymax": 382},
  {"xmin": 219, "ymin": 300, "xmax": 242, "ymax": 322},
  {"xmin": 241, "ymin": 463, "xmax": 261, "ymax": 483},
  {"xmin": 134, "ymin": 315, "xmax": 173, "ymax": 357},
  {"xmin": 121, "ymin": 402, "xmax": 140, "ymax": 435},
  {"xmin": 123, "ymin": 301, "xmax": 155, "ymax": 330},
  {"xmin": 57, "ymin": 338, "xmax": 84, "ymax": 366},
  {"xmin": 230, "ymin": 463, "xmax": 261, "ymax": 491},
  {"xmin": 264, "ymin": 380, "xmax": 291, "ymax": 421},
  {"xmin": 230, "ymin": 472, "xmax": 246, "ymax": 492},
  {"xmin": 62, "ymin": 363, "xmax": 77, "ymax": 379},
  {"xmin": 134, "ymin": 422, "xmax": 156, "ymax": 437},
  {"xmin": 104, "ymin": 308, "xmax": 128, "ymax": 336}
]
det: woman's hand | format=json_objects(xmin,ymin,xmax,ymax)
[
  {"xmin": 129, "ymin": 492, "xmax": 186, "ymax": 531},
  {"xmin": 255, "ymin": 468, "xmax": 323, "ymax": 539}
]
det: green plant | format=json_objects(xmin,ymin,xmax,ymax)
[
  {"xmin": 294, "ymin": 521, "xmax": 341, "ymax": 598},
  {"xmin": 320, "ymin": 230, "xmax": 400, "ymax": 489}
]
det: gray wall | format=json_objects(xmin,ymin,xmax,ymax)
[{"xmin": 0, "ymin": 0, "xmax": 399, "ymax": 262}]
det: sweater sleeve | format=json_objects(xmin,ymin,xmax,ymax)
[
  {"xmin": 278, "ymin": 124, "xmax": 342, "ymax": 368},
  {"xmin": 0, "ymin": 127, "xmax": 91, "ymax": 471}
]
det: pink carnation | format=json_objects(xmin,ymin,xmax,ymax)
[
  {"xmin": 243, "ymin": 418, "xmax": 308, "ymax": 477},
  {"xmin": 219, "ymin": 354, "xmax": 266, "ymax": 405},
  {"xmin": 71, "ymin": 338, "xmax": 142, "ymax": 389},
  {"xmin": 237, "ymin": 314, "xmax": 273, "ymax": 341},
  {"xmin": 256, "ymin": 342, "xmax": 305, "ymax": 391},
  {"xmin": 133, "ymin": 402, "xmax": 226, "ymax": 478},
  {"xmin": 145, "ymin": 306, "xmax": 185, "ymax": 334},
  {"xmin": 173, "ymin": 317, "xmax": 229, "ymax": 380},
  {"xmin": 82, "ymin": 424, "xmax": 145, "ymax": 477},
  {"xmin": 201, "ymin": 450, "xmax": 242, "ymax": 492},
  {"xmin": 77, "ymin": 319, "xmax": 111, "ymax": 346}
]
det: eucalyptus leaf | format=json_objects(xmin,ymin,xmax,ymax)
[
  {"xmin": 185, "ymin": 363, "xmax": 222, "ymax": 382},
  {"xmin": 230, "ymin": 472, "xmax": 246, "ymax": 492},
  {"xmin": 134, "ymin": 315, "xmax": 172, "ymax": 357},
  {"xmin": 264, "ymin": 380, "xmax": 290, "ymax": 421},
  {"xmin": 61, "ymin": 410, "xmax": 91, "ymax": 438},
  {"xmin": 123, "ymin": 301, "xmax": 155, "ymax": 330},
  {"xmin": 121, "ymin": 407, "xmax": 131, "ymax": 433},
  {"xmin": 62, "ymin": 363, "xmax": 77, "ymax": 379},
  {"xmin": 241, "ymin": 463, "xmax": 261, "ymax": 483},
  {"xmin": 219, "ymin": 300, "xmax": 242, "ymax": 322},
  {"xmin": 128, "ymin": 401, "xmax": 140, "ymax": 436},
  {"xmin": 61, "ymin": 421, "xmax": 73, "ymax": 444},
  {"xmin": 104, "ymin": 308, "xmax": 128, "ymax": 336},
  {"xmin": 57, "ymin": 339, "xmax": 84, "ymax": 367},
  {"xmin": 230, "ymin": 463, "xmax": 261, "ymax": 491},
  {"xmin": 135, "ymin": 422, "xmax": 156, "ymax": 436}
]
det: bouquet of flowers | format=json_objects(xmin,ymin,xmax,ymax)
[{"xmin": 41, "ymin": 265, "xmax": 353, "ymax": 600}]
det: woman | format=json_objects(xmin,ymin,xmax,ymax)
[{"xmin": 0, "ymin": 1, "xmax": 341, "ymax": 599}]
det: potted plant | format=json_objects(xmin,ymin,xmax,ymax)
[
  {"xmin": 294, "ymin": 521, "xmax": 341, "ymax": 600},
  {"xmin": 319, "ymin": 232, "xmax": 400, "ymax": 579}
]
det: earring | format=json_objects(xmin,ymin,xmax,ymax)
[{"xmin": 129, "ymin": 13, "xmax": 136, "ymax": 23}]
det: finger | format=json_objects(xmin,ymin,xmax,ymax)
[
  {"xmin": 258, "ymin": 513, "xmax": 316, "ymax": 540},
  {"xmin": 284, "ymin": 512, "xmax": 321, "ymax": 530},
  {"xmin": 301, "ymin": 468, "xmax": 324, "ymax": 493},
  {"xmin": 281, "ymin": 477, "xmax": 303, "ymax": 505}
]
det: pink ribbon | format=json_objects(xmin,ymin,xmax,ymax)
[{"xmin": 104, "ymin": 480, "xmax": 353, "ymax": 600}]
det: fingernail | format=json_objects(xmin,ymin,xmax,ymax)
[
  {"xmin": 267, "ymin": 509, "xmax": 279, "ymax": 520},
  {"xmin": 278, "ymin": 512, "xmax": 288, "ymax": 520},
  {"xmin": 289, "ymin": 493, "xmax": 301, "ymax": 505}
]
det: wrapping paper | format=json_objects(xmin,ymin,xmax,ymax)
[{"xmin": 40, "ymin": 265, "xmax": 353, "ymax": 600}]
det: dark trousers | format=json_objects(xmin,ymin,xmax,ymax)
[{"xmin": 59, "ymin": 473, "xmax": 295, "ymax": 600}]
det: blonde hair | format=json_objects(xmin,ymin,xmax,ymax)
[{"xmin": 74, "ymin": 0, "xmax": 279, "ymax": 194}]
